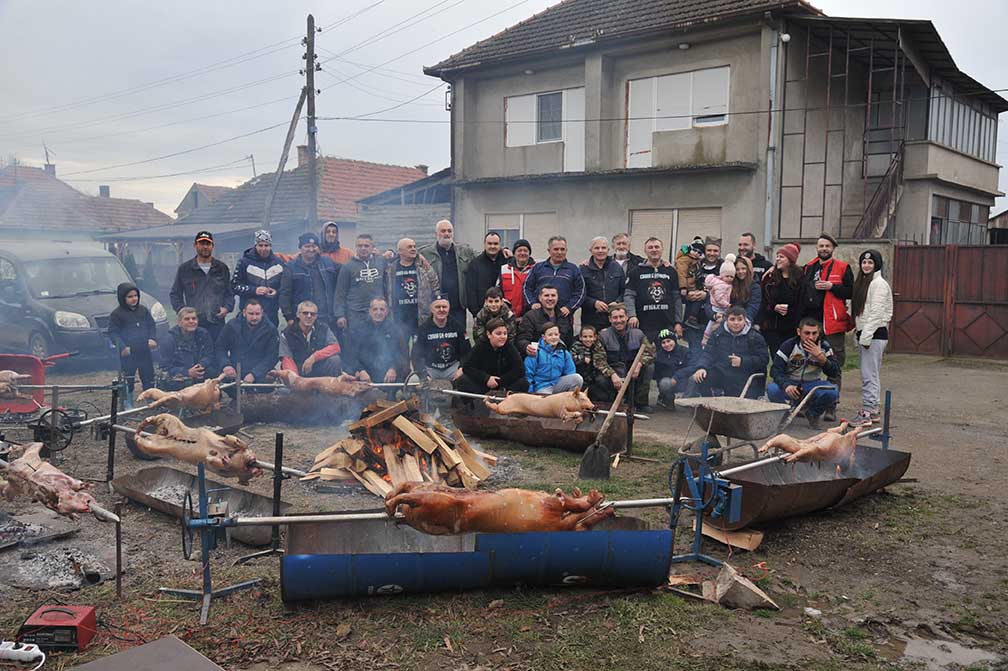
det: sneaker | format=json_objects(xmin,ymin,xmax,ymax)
[
  {"xmin": 852, "ymin": 410, "xmax": 873, "ymax": 428},
  {"xmin": 807, "ymin": 413, "xmax": 823, "ymax": 430},
  {"xmin": 869, "ymin": 410, "xmax": 882, "ymax": 423},
  {"xmin": 658, "ymin": 397, "xmax": 676, "ymax": 411}
]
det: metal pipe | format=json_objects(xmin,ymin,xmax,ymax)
[
  {"xmin": 79, "ymin": 403, "xmax": 153, "ymax": 428},
  {"xmin": 19, "ymin": 384, "xmax": 117, "ymax": 391},
  {"xmin": 114, "ymin": 502, "xmax": 123, "ymax": 599},
  {"xmin": 251, "ymin": 459, "xmax": 307, "ymax": 478},
  {"xmin": 718, "ymin": 427, "xmax": 883, "ymax": 477},
  {"xmin": 437, "ymin": 389, "xmax": 650, "ymax": 421}
]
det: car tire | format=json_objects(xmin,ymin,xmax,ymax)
[{"xmin": 28, "ymin": 331, "xmax": 49, "ymax": 360}]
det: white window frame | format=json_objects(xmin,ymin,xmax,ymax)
[
  {"xmin": 536, "ymin": 91, "xmax": 564, "ymax": 143},
  {"xmin": 485, "ymin": 212, "xmax": 557, "ymax": 255}
]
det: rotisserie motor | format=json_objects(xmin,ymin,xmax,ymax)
[
  {"xmin": 135, "ymin": 414, "xmax": 262, "ymax": 484},
  {"xmin": 268, "ymin": 369, "xmax": 372, "ymax": 397},
  {"xmin": 136, "ymin": 374, "xmax": 225, "ymax": 413},
  {"xmin": 484, "ymin": 388, "xmax": 595, "ymax": 423},
  {"xmin": 385, "ymin": 481, "xmax": 614, "ymax": 535},
  {"xmin": 0, "ymin": 443, "xmax": 110, "ymax": 521}
]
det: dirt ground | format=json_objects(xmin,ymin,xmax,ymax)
[{"xmin": 0, "ymin": 354, "xmax": 1005, "ymax": 671}]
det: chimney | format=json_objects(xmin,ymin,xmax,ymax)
[
  {"xmin": 297, "ymin": 145, "xmax": 309, "ymax": 168},
  {"xmin": 415, "ymin": 164, "xmax": 429, "ymax": 175},
  {"xmin": 44, "ymin": 163, "xmax": 56, "ymax": 177},
  {"xmin": 99, "ymin": 185, "xmax": 110, "ymax": 198}
]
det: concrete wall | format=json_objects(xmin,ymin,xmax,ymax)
[
  {"xmin": 356, "ymin": 203, "xmax": 449, "ymax": 251},
  {"xmin": 903, "ymin": 142, "xmax": 1000, "ymax": 196}
]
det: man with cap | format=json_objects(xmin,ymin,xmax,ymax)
[
  {"xmin": 279, "ymin": 232, "xmax": 340, "ymax": 327},
  {"xmin": 798, "ymin": 232, "xmax": 853, "ymax": 411},
  {"xmin": 419, "ymin": 219, "xmax": 475, "ymax": 325},
  {"xmin": 169, "ymin": 231, "xmax": 233, "ymax": 343},
  {"xmin": 498, "ymin": 239, "xmax": 535, "ymax": 317},
  {"xmin": 231, "ymin": 229, "xmax": 284, "ymax": 326},
  {"xmin": 384, "ymin": 237, "xmax": 439, "ymax": 341},
  {"xmin": 334, "ymin": 233, "xmax": 387, "ymax": 328},
  {"xmin": 320, "ymin": 222, "xmax": 353, "ymax": 265},
  {"xmin": 464, "ymin": 232, "xmax": 511, "ymax": 319}
]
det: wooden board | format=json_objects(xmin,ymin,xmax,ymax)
[
  {"xmin": 341, "ymin": 438, "xmax": 365, "ymax": 457},
  {"xmin": 348, "ymin": 398, "xmax": 416, "ymax": 431},
  {"xmin": 350, "ymin": 469, "xmax": 393, "ymax": 497},
  {"xmin": 455, "ymin": 463, "xmax": 480, "ymax": 489},
  {"xmin": 314, "ymin": 451, "xmax": 352, "ymax": 471},
  {"xmin": 392, "ymin": 416, "xmax": 439, "ymax": 454},
  {"xmin": 692, "ymin": 521, "xmax": 764, "ymax": 551},
  {"xmin": 384, "ymin": 449, "xmax": 408, "ymax": 488},
  {"xmin": 401, "ymin": 452, "xmax": 423, "ymax": 482},
  {"xmin": 319, "ymin": 467, "xmax": 352, "ymax": 481},
  {"xmin": 451, "ymin": 429, "xmax": 492, "ymax": 479},
  {"xmin": 424, "ymin": 427, "xmax": 463, "ymax": 468}
]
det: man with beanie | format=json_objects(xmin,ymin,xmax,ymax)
[
  {"xmin": 798, "ymin": 233, "xmax": 853, "ymax": 416},
  {"xmin": 499, "ymin": 239, "xmax": 534, "ymax": 317},
  {"xmin": 280, "ymin": 232, "xmax": 339, "ymax": 327},
  {"xmin": 109, "ymin": 282, "xmax": 157, "ymax": 407},
  {"xmin": 319, "ymin": 221, "xmax": 353, "ymax": 264},
  {"xmin": 738, "ymin": 232, "xmax": 773, "ymax": 283},
  {"xmin": 465, "ymin": 232, "xmax": 511, "ymax": 318},
  {"xmin": 334, "ymin": 233, "xmax": 387, "ymax": 328},
  {"xmin": 169, "ymin": 231, "xmax": 233, "ymax": 343},
  {"xmin": 231, "ymin": 229, "xmax": 284, "ymax": 326},
  {"xmin": 419, "ymin": 219, "xmax": 475, "ymax": 325},
  {"xmin": 384, "ymin": 237, "xmax": 439, "ymax": 341}
]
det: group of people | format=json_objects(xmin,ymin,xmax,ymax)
[{"xmin": 110, "ymin": 220, "xmax": 893, "ymax": 427}]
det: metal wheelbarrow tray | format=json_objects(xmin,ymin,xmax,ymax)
[
  {"xmin": 677, "ymin": 396, "xmax": 797, "ymax": 441},
  {"xmin": 111, "ymin": 466, "xmax": 289, "ymax": 546}
]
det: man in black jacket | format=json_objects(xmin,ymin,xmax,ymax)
[
  {"xmin": 625, "ymin": 237, "xmax": 683, "ymax": 345},
  {"xmin": 516, "ymin": 285, "xmax": 574, "ymax": 357},
  {"xmin": 343, "ymin": 297, "xmax": 408, "ymax": 384},
  {"xmin": 216, "ymin": 299, "xmax": 279, "ymax": 386},
  {"xmin": 158, "ymin": 307, "xmax": 216, "ymax": 390},
  {"xmin": 108, "ymin": 282, "xmax": 157, "ymax": 406},
  {"xmin": 579, "ymin": 236, "xmax": 625, "ymax": 331},
  {"xmin": 169, "ymin": 231, "xmax": 233, "ymax": 343},
  {"xmin": 413, "ymin": 296, "xmax": 469, "ymax": 381},
  {"xmin": 280, "ymin": 232, "xmax": 340, "ymax": 327},
  {"xmin": 738, "ymin": 232, "xmax": 773, "ymax": 283},
  {"xmin": 231, "ymin": 230, "xmax": 284, "ymax": 326},
  {"xmin": 454, "ymin": 317, "xmax": 528, "ymax": 395},
  {"xmin": 465, "ymin": 232, "xmax": 510, "ymax": 318}
]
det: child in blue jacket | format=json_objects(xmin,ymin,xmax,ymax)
[{"xmin": 524, "ymin": 322, "xmax": 583, "ymax": 394}]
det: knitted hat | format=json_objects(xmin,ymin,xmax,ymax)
[
  {"xmin": 298, "ymin": 232, "xmax": 319, "ymax": 247},
  {"xmin": 860, "ymin": 249, "xmax": 884, "ymax": 273},
  {"xmin": 513, "ymin": 238, "xmax": 532, "ymax": 254},
  {"xmin": 779, "ymin": 242, "xmax": 801, "ymax": 264},
  {"xmin": 690, "ymin": 237, "xmax": 705, "ymax": 255},
  {"xmin": 720, "ymin": 253, "xmax": 737, "ymax": 277},
  {"xmin": 254, "ymin": 229, "xmax": 272, "ymax": 243}
]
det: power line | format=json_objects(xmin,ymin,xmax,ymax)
[
  {"xmin": 317, "ymin": 68, "xmax": 443, "ymax": 106},
  {"xmin": 62, "ymin": 157, "xmax": 252, "ymax": 183},
  {"xmin": 322, "ymin": 52, "xmax": 434, "ymax": 84}
]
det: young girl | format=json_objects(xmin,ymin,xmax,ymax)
[
  {"xmin": 524, "ymin": 323, "xmax": 583, "ymax": 394},
  {"xmin": 702, "ymin": 253, "xmax": 737, "ymax": 345},
  {"xmin": 851, "ymin": 249, "xmax": 893, "ymax": 427}
]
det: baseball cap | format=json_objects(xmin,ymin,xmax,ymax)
[{"xmin": 195, "ymin": 231, "xmax": 214, "ymax": 243}]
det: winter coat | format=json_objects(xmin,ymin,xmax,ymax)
[
  {"xmin": 159, "ymin": 325, "xmax": 215, "ymax": 378},
  {"xmin": 516, "ymin": 307, "xmax": 574, "ymax": 356},
  {"xmin": 169, "ymin": 257, "xmax": 233, "ymax": 325},
  {"xmin": 231, "ymin": 247, "xmax": 284, "ymax": 319},
  {"xmin": 279, "ymin": 321, "xmax": 340, "ymax": 371},
  {"xmin": 770, "ymin": 335, "xmax": 841, "ymax": 384},
  {"xmin": 654, "ymin": 344, "xmax": 689, "ymax": 380},
  {"xmin": 108, "ymin": 282, "xmax": 156, "ymax": 352},
  {"xmin": 687, "ymin": 259, "xmax": 722, "ymax": 323},
  {"xmin": 695, "ymin": 321, "xmax": 769, "ymax": 392},
  {"xmin": 854, "ymin": 273, "xmax": 893, "ymax": 346},
  {"xmin": 343, "ymin": 318, "xmax": 408, "ymax": 380},
  {"xmin": 498, "ymin": 259, "xmax": 535, "ymax": 317},
  {"xmin": 579, "ymin": 257, "xmax": 626, "ymax": 330},
  {"xmin": 749, "ymin": 253, "xmax": 773, "ymax": 284},
  {"xmin": 473, "ymin": 305, "xmax": 517, "ymax": 344},
  {"xmin": 319, "ymin": 222, "xmax": 354, "ymax": 265},
  {"xmin": 799, "ymin": 257, "xmax": 854, "ymax": 335},
  {"xmin": 595, "ymin": 326, "xmax": 656, "ymax": 378},
  {"xmin": 465, "ymin": 251, "xmax": 509, "ymax": 317},
  {"xmin": 570, "ymin": 339, "xmax": 604, "ymax": 383},
  {"xmin": 705, "ymin": 273, "xmax": 734, "ymax": 311},
  {"xmin": 524, "ymin": 338, "xmax": 578, "ymax": 392},
  {"xmin": 215, "ymin": 314, "xmax": 279, "ymax": 381},
  {"xmin": 674, "ymin": 250, "xmax": 699, "ymax": 290},
  {"xmin": 419, "ymin": 242, "xmax": 475, "ymax": 312},
  {"xmin": 521, "ymin": 259, "xmax": 586, "ymax": 313},
  {"xmin": 460, "ymin": 339, "xmax": 525, "ymax": 389},
  {"xmin": 412, "ymin": 317, "xmax": 470, "ymax": 372},
  {"xmin": 759, "ymin": 268, "xmax": 803, "ymax": 335},
  {"xmin": 279, "ymin": 255, "xmax": 339, "ymax": 323},
  {"xmin": 333, "ymin": 254, "xmax": 387, "ymax": 324},
  {"xmin": 626, "ymin": 262, "xmax": 682, "ymax": 335},
  {"xmin": 384, "ymin": 258, "xmax": 439, "ymax": 327}
]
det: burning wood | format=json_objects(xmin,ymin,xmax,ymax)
[{"xmin": 304, "ymin": 397, "xmax": 495, "ymax": 497}]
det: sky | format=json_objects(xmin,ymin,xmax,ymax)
[{"xmin": 1, "ymin": 0, "xmax": 1006, "ymax": 216}]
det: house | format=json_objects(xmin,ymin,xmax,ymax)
[
  {"xmin": 0, "ymin": 162, "xmax": 174, "ymax": 239},
  {"xmin": 988, "ymin": 209, "xmax": 1008, "ymax": 245},
  {"xmin": 424, "ymin": 0, "xmax": 1006, "ymax": 256},
  {"xmin": 356, "ymin": 167, "xmax": 452, "ymax": 250},
  {"xmin": 174, "ymin": 183, "xmax": 234, "ymax": 219}
]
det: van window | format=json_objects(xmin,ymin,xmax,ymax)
[{"xmin": 23, "ymin": 257, "xmax": 132, "ymax": 299}]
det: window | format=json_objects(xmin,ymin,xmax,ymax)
[
  {"xmin": 504, "ymin": 88, "xmax": 585, "ymax": 171},
  {"xmin": 536, "ymin": 92, "xmax": 563, "ymax": 142},
  {"xmin": 628, "ymin": 207, "xmax": 722, "ymax": 256},
  {"xmin": 626, "ymin": 66, "xmax": 730, "ymax": 167},
  {"xmin": 486, "ymin": 212, "xmax": 557, "ymax": 259},
  {"xmin": 931, "ymin": 195, "xmax": 990, "ymax": 245},
  {"xmin": 928, "ymin": 80, "xmax": 997, "ymax": 163}
]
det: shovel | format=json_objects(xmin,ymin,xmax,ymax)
[{"xmin": 578, "ymin": 344, "xmax": 647, "ymax": 480}]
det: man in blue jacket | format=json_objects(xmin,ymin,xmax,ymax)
[
  {"xmin": 158, "ymin": 307, "xmax": 216, "ymax": 390},
  {"xmin": 688, "ymin": 307, "xmax": 769, "ymax": 399},
  {"xmin": 767, "ymin": 317, "xmax": 841, "ymax": 428},
  {"xmin": 216, "ymin": 299, "xmax": 279, "ymax": 387},
  {"xmin": 522, "ymin": 236, "xmax": 585, "ymax": 318},
  {"xmin": 231, "ymin": 230, "xmax": 284, "ymax": 326},
  {"xmin": 279, "ymin": 232, "xmax": 339, "ymax": 327}
]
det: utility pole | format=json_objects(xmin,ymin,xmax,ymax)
[{"xmin": 305, "ymin": 14, "xmax": 320, "ymax": 233}]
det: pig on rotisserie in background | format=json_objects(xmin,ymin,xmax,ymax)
[
  {"xmin": 484, "ymin": 388, "xmax": 595, "ymax": 423},
  {"xmin": 136, "ymin": 374, "xmax": 225, "ymax": 413},
  {"xmin": 0, "ymin": 370, "xmax": 31, "ymax": 399},
  {"xmin": 0, "ymin": 443, "xmax": 107, "ymax": 520},
  {"xmin": 135, "ymin": 414, "xmax": 262, "ymax": 484},
  {"xmin": 267, "ymin": 369, "xmax": 371, "ymax": 397}
]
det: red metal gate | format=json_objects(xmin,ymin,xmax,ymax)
[{"xmin": 891, "ymin": 245, "xmax": 1008, "ymax": 359}]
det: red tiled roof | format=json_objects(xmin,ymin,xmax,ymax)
[
  {"xmin": 193, "ymin": 183, "xmax": 233, "ymax": 203},
  {"xmin": 426, "ymin": 0, "xmax": 817, "ymax": 76},
  {"xmin": 0, "ymin": 165, "xmax": 174, "ymax": 233}
]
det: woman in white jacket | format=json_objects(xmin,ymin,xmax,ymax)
[{"xmin": 850, "ymin": 249, "xmax": 893, "ymax": 426}]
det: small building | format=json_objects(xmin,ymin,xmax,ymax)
[
  {"xmin": 356, "ymin": 167, "xmax": 452, "ymax": 250},
  {"xmin": 174, "ymin": 183, "xmax": 234, "ymax": 219},
  {"xmin": 988, "ymin": 210, "xmax": 1008, "ymax": 245}
]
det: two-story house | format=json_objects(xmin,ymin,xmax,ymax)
[{"xmin": 425, "ymin": 0, "xmax": 1006, "ymax": 257}]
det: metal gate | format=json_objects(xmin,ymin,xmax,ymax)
[{"xmin": 891, "ymin": 245, "xmax": 1008, "ymax": 358}]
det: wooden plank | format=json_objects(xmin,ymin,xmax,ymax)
[
  {"xmin": 319, "ymin": 467, "xmax": 352, "ymax": 480},
  {"xmin": 314, "ymin": 451, "xmax": 353, "ymax": 471},
  {"xmin": 312, "ymin": 444, "xmax": 342, "ymax": 463},
  {"xmin": 401, "ymin": 452, "xmax": 423, "ymax": 482},
  {"xmin": 392, "ymin": 416, "xmax": 439, "ymax": 454},
  {"xmin": 348, "ymin": 398, "xmax": 416, "ymax": 432},
  {"xmin": 299, "ymin": 472, "xmax": 321, "ymax": 482},
  {"xmin": 362, "ymin": 470, "xmax": 393, "ymax": 497},
  {"xmin": 341, "ymin": 438, "xmax": 365, "ymax": 457},
  {"xmin": 424, "ymin": 427, "xmax": 463, "ymax": 469},
  {"xmin": 472, "ymin": 447, "xmax": 498, "ymax": 466},
  {"xmin": 455, "ymin": 463, "xmax": 480, "ymax": 489},
  {"xmin": 444, "ymin": 468, "xmax": 461, "ymax": 486},
  {"xmin": 384, "ymin": 449, "xmax": 408, "ymax": 488},
  {"xmin": 692, "ymin": 520, "xmax": 764, "ymax": 551},
  {"xmin": 351, "ymin": 458, "xmax": 369, "ymax": 473},
  {"xmin": 451, "ymin": 429, "xmax": 491, "ymax": 480},
  {"xmin": 349, "ymin": 469, "xmax": 387, "ymax": 497}
]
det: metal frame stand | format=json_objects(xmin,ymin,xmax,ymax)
[
  {"xmin": 668, "ymin": 436, "xmax": 738, "ymax": 567},
  {"xmin": 159, "ymin": 463, "xmax": 261, "ymax": 626},
  {"xmin": 233, "ymin": 433, "xmax": 287, "ymax": 565}
]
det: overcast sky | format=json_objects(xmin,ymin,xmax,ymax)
[{"xmin": 1, "ymin": 0, "xmax": 1006, "ymax": 216}]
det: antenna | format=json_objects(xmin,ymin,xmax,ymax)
[{"xmin": 42, "ymin": 141, "xmax": 55, "ymax": 165}]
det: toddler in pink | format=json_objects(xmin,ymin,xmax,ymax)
[{"xmin": 703, "ymin": 253, "xmax": 737, "ymax": 345}]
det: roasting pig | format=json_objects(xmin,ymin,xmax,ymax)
[
  {"xmin": 136, "ymin": 374, "xmax": 225, "ymax": 413},
  {"xmin": 385, "ymin": 481, "xmax": 615, "ymax": 535},
  {"xmin": 0, "ymin": 443, "xmax": 114, "ymax": 521},
  {"xmin": 483, "ymin": 388, "xmax": 595, "ymax": 423},
  {"xmin": 0, "ymin": 370, "xmax": 31, "ymax": 399},
  {"xmin": 135, "ymin": 414, "xmax": 262, "ymax": 484},
  {"xmin": 267, "ymin": 369, "xmax": 372, "ymax": 397},
  {"xmin": 761, "ymin": 421, "xmax": 861, "ymax": 472}
]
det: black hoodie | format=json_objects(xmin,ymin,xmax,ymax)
[{"xmin": 108, "ymin": 282, "xmax": 156, "ymax": 352}]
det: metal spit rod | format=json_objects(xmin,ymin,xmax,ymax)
[
  {"xmin": 437, "ymin": 389, "xmax": 651, "ymax": 421},
  {"xmin": 109, "ymin": 424, "xmax": 307, "ymax": 477},
  {"xmin": 0, "ymin": 456, "xmax": 120, "ymax": 524},
  {"xmin": 717, "ymin": 426, "xmax": 884, "ymax": 478},
  {"xmin": 19, "ymin": 384, "xmax": 118, "ymax": 391}
]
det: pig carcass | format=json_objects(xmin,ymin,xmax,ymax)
[
  {"xmin": 267, "ymin": 369, "xmax": 371, "ymax": 397},
  {"xmin": 385, "ymin": 481, "xmax": 614, "ymax": 535},
  {"xmin": 135, "ymin": 414, "xmax": 262, "ymax": 484},
  {"xmin": 136, "ymin": 374, "xmax": 225, "ymax": 413},
  {"xmin": 483, "ymin": 388, "xmax": 595, "ymax": 423},
  {"xmin": 760, "ymin": 421, "xmax": 861, "ymax": 472},
  {"xmin": 0, "ymin": 370, "xmax": 31, "ymax": 399},
  {"xmin": 0, "ymin": 443, "xmax": 111, "ymax": 521}
]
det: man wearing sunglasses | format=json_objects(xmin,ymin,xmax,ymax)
[{"xmin": 278, "ymin": 300, "xmax": 343, "ymax": 377}]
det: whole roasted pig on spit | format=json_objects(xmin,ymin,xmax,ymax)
[
  {"xmin": 385, "ymin": 481, "xmax": 615, "ymax": 534},
  {"xmin": 135, "ymin": 414, "xmax": 262, "ymax": 484},
  {"xmin": 483, "ymin": 388, "xmax": 595, "ymax": 423},
  {"xmin": 136, "ymin": 374, "xmax": 225, "ymax": 413},
  {"xmin": 0, "ymin": 443, "xmax": 118, "ymax": 522},
  {"xmin": 0, "ymin": 369, "xmax": 32, "ymax": 399},
  {"xmin": 760, "ymin": 420, "xmax": 861, "ymax": 472},
  {"xmin": 267, "ymin": 369, "xmax": 371, "ymax": 397}
]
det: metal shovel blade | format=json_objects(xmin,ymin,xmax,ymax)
[{"xmin": 578, "ymin": 441, "xmax": 611, "ymax": 480}]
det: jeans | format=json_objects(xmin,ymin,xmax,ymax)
[
  {"xmin": 305, "ymin": 356, "xmax": 342, "ymax": 378},
  {"xmin": 658, "ymin": 377, "xmax": 678, "ymax": 403},
  {"xmin": 539, "ymin": 373, "xmax": 584, "ymax": 394},
  {"xmin": 454, "ymin": 374, "xmax": 529, "ymax": 395},
  {"xmin": 859, "ymin": 339, "xmax": 886, "ymax": 412},
  {"xmin": 767, "ymin": 380, "xmax": 838, "ymax": 417},
  {"xmin": 426, "ymin": 362, "xmax": 460, "ymax": 381}
]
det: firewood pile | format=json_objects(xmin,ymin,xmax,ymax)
[{"xmin": 301, "ymin": 397, "xmax": 498, "ymax": 497}]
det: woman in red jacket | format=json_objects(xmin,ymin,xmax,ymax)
[{"xmin": 498, "ymin": 239, "xmax": 535, "ymax": 318}]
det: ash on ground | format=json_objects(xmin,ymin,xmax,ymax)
[
  {"xmin": 148, "ymin": 484, "xmax": 191, "ymax": 506},
  {"xmin": 480, "ymin": 455, "xmax": 523, "ymax": 487},
  {"xmin": 8, "ymin": 547, "xmax": 112, "ymax": 590}
]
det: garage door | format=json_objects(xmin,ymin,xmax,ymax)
[
  {"xmin": 629, "ymin": 209, "xmax": 675, "ymax": 257},
  {"xmin": 676, "ymin": 208, "xmax": 722, "ymax": 250}
]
